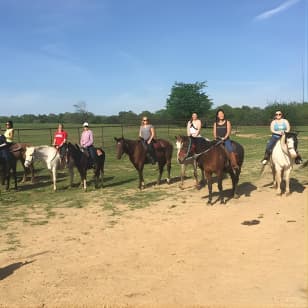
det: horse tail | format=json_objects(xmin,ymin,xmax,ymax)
[{"xmin": 231, "ymin": 141, "xmax": 244, "ymax": 167}]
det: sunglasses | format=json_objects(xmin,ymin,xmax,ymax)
[
  {"xmin": 275, "ymin": 113, "xmax": 282, "ymax": 116},
  {"xmin": 143, "ymin": 119, "xmax": 148, "ymax": 122}
]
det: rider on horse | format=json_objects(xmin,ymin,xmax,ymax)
[
  {"xmin": 80, "ymin": 122, "xmax": 97, "ymax": 168},
  {"xmin": 187, "ymin": 112, "xmax": 204, "ymax": 150},
  {"xmin": 213, "ymin": 109, "xmax": 239, "ymax": 170},
  {"xmin": 53, "ymin": 123, "xmax": 68, "ymax": 163},
  {"xmin": 0, "ymin": 128, "xmax": 10, "ymax": 163},
  {"xmin": 261, "ymin": 110, "xmax": 302, "ymax": 165},
  {"xmin": 139, "ymin": 116, "xmax": 157, "ymax": 164}
]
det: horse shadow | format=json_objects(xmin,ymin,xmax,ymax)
[
  {"xmin": 201, "ymin": 180, "xmax": 257, "ymax": 205},
  {"xmin": 261, "ymin": 178, "xmax": 306, "ymax": 194},
  {"xmin": 0, "ymin": 260, "xmax": 35, "ymax": 281},
  {"xmin": 102, "ymin": 177, "xmax": 136, "ymax": 188},
  {"xmin": 289, "ymin": 178, "xmax": 306, "ymax": 193},
  {"xmin": 18, "ymin": 173, "xmax": 67, "ymax": 191}
]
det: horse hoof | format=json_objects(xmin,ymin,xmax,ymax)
[
  {"xmin": 234, "ymin": 193, "xmax": 240, "ymax": 199},
  {"xmin": 207, "ymin": 201, "xmax": 213, "ymax": 206},
  {"xmin": 220, "ymin": 199, "xmax": 225, "ymax": 204},
  {"xmin": 285, "ymin": 192, "xmax": 291, "ymax": 196}
]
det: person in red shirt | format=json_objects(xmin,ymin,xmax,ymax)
[{"xmin": 53, "ymin": 123, "xmax": 68, "ymax": 149}]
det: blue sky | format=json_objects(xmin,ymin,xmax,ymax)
[{"xmin": 0, "ymin": 0, "xmax": 307, "ymax": 116}]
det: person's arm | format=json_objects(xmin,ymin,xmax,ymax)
[
  {"xmin": 284, "ymin": 119, "xmax": 290, "ymax": 132},
  {"xmin": 80, "ymin": 132, "xmax": 85, "ymax": 147},
  {"xmin": 270, "ymin": 120, "xmax": 276, "ymax": 134},
  {"xmin": 187, "ymin": 121, "xmax": 191, "ymax": 136},
  {"xmin": 213, "ymin": 123, "xmax": 217, "ymax": 139},
  {"xmin": 87, "ymin": 130, "xmax": 94, "ymax": 146},
  {"xmin": 194, "ymin": 119, "xmax": 202, "ymax": 136},
  {"xmin": 60, "ymin": 131, "xmax": 68, "ymax": 147},
  {"xmin": 148, "ymin": 126, "xmax": 155, "ymax": 143},
  {"xmin": 225, "ymin": 120, "xmax": 232, "ymax": 139},
  {"xmin": 8, "ymin": 128, "xmax": 14, "ymax": 140},
  {"xmin": 139, "ymin": 126, "xmax": 142, "ymax": 138}
]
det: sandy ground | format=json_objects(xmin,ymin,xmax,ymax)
[{"xmin": 0, "ymin": 175, "xmax": 307, "ymax": 307}]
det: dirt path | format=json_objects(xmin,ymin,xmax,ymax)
[{"xmin": 0, "ymin": 178, "xmax": 307, "ymax": 307}]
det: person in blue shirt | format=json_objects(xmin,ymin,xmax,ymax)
[{"xmin": 261, "ymin": 110, "xmax": 302, "ymax": 164}]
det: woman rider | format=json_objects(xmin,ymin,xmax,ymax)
[
  {"xmin": 213, "ymin": 108, "xmax": 239, "ymax": 170},
  {"xmin": 139, "ymin": 116, "xmax": 156, "ymax": 164}
]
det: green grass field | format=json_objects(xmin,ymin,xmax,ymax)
[{"xmin": 1, "ymin": 124, "xmax": 307, "ymax": 250}]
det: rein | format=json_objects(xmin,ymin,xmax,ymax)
[{"xmin": 182, "ymin": 139, "xmax": 223, "ymax": 162}]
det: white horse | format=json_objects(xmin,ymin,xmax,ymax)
[
  {"xmin": 175, "ymin": 136, "xmax": 204, "ymax": 189},
  {"xmin": 270, "ymin": 132, "xmax": 298, "ymax": 195},
  {"xmin": 24, "ymin": 146, "xmax": 62, "ymax": 191}
]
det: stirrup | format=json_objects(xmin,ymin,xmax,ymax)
[{"xmin": 261, "ymin": 159, "xmax": 268, "ymax": 165}]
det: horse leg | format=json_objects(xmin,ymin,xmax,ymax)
[
  {"xmin": 52, "ymin": 167, "xmax": 57, "ymax": 191},
  {"xmin": 284, "ymin": 168, "xmax": 292, "ymax": 195},
  {"xmin": 179, "ymin": 164, "xmax": 185, "ymax": 189},
  {"xmin": 216, "ymin": 172, "xmax": 225, "ymax": 204},
  {"xmin": 275, "ymin": 167, "xmax": 282, "ymax": 195},
  {"xmin": 156, "ymin": 163, "xmax": 164, "ymax": 186},
  {"xmin": 205, "ymin": 171, "xmax": 213, "ymax": 205},
  {"xmin": 12, "ymin": 162, "xmax": 17, "ymax": 190},
  {"xmin": 230, "ymin": 169, "xmax": 240, "ymax": 199},
  {"xmin": 83, "ymin": 172, "xmax": 87, "ymax": 191},
  {"xmin": 5, "ymin": 165, "xmax": 10, "ymax": 191},
  {"xmin": 68, "ymin": 165, "xmax": 74, "ymax": 188},
  {"xmin": 138, "ymin": 169, "xmax": 144, "ymax": 190},
  {"xmin": 166, "ymin": 159, "xmax": 171, "ymax": 185}
]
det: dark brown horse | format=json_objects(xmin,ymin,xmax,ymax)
[
  {"xmin": 9, "ymin": 143, "xmax": 35, "ymax": 183},
  {"xmin": 114, "ymin": 137, "xmax": 173, "ymax": 190},
  {"xmin": 0, "ymin": 151, "xmax": 17, "ymax": 190},
  {"xmin": 64, "ymin": 142, "xmax": 105, "ymax": 190},
  {"xmin": 177, "ymin": 136, "xmax": 244, "ymax": 204}
]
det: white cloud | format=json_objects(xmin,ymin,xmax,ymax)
[{"xmin": 255, "ymin": 0, "xmax": 300, "ymax": 21}]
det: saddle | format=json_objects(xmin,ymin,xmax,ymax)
[{"xmin": 9, "ymin": 143, "xmax": 22, "ymax": 152}]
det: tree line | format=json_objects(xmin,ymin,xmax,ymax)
[{"xmin": 1, "ymin": 82, "xmax": 307, "ymax": 126}]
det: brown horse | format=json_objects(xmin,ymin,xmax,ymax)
[
  {"xmin": 177, "ymin": 136, "xmax": 244, "ymax": 204},
  {"xmin": 114, "ymin": 137, "xmax": 173, "ymax": 190},
  {"xmin": 9, "ymin": 143, "xmax": 35, "ymax": 183}
]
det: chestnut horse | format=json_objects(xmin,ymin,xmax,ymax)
[
  {"xmin": 175, "ymin": 136, "xmax": 205, "ymax": 189},
  {"xmin": 177, "ymin": 136, "xmax": 244, "ymax": 205},
  {"xmin": 114, "ymin": 137, "xmax": 173, "ymax": 190},
  {"xmin": 9, "ymin": 143, "xmax": 35, "ymax": 183}
]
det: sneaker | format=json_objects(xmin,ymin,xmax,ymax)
[
  {"xmin": 261, "ymin": 159, "xmax": 267, "ymax": 165},
  {"xmin": 295, "ymin": 157, "xmax": 302, "ymax": 165}
]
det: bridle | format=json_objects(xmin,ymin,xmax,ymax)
[{"xmin": 180, "ymin": 137, "xmax": 223, "ymax": 162}]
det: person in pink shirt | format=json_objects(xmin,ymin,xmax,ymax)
[{"xmin": 80, "ymin": 122, "xmax": 96, "ymax": 167}]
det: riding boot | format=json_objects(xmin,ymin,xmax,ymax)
[
  {"xmin": 147, "ymin": 143, "xmax": 157, "ymax": 165},
  {"xmin": 261, "ymin": 150, "xmax": 270, "ymax": 165},
  {"xmin": 229, "ymin": 152, "xmax": 239, "ymax": 170}
]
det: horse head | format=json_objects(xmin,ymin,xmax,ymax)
[
  {"xmin": 24, "ymin": 146, "xmax": 35, "ymax": 168},
  {"xmin": 114, "ymin": 137, "xmax": 125, "ymax": 159},
  {"xmin": 284, "ymin": 132, "xmax": 298, "ymax": 159},
  {"xmin": 175, "ymin": 135, "xmax": 192, "ymax": 164}
]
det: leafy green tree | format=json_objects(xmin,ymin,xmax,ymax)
[{"xmin": 165, "ymin": 81, "xmax": 213, "ymax": 120}]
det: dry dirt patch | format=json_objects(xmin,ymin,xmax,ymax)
[{"xmin": 0, "ymin": 179, "xmax": 307, "ymax": 307}]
